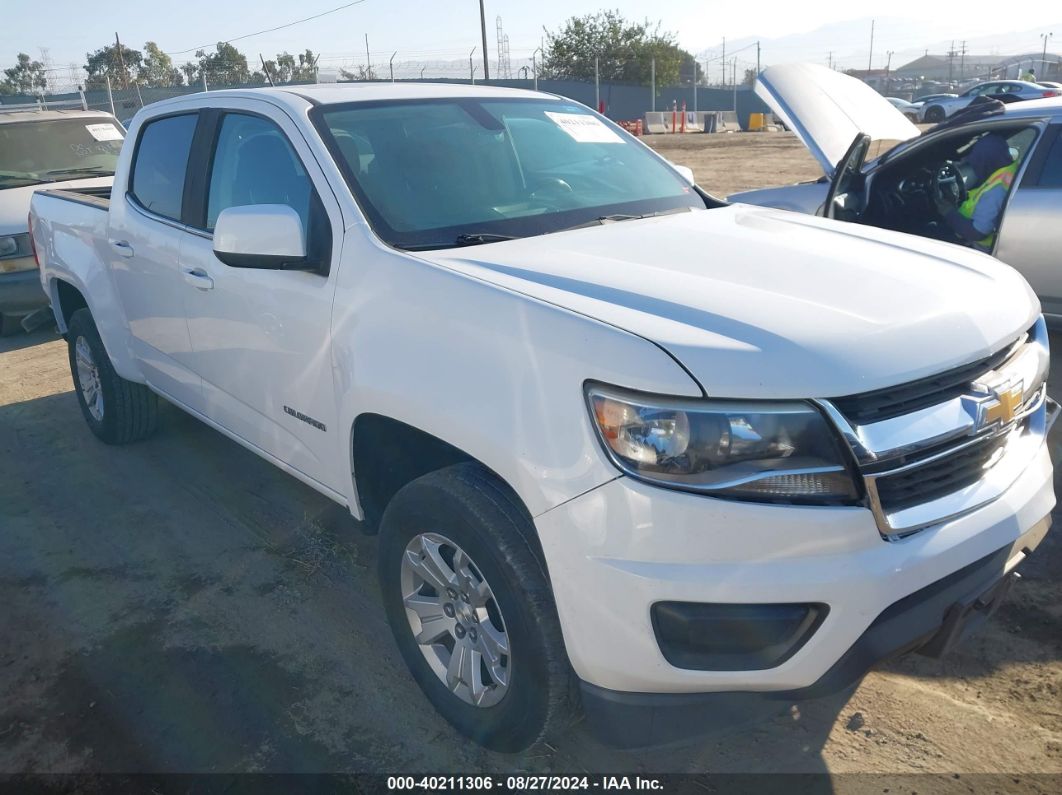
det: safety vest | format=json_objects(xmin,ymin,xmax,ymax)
[{"xmin": 957, "ymin": 162, "xmax": 1017, "ymax": 250}]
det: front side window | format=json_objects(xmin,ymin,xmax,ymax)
[
  {"xmin": 130, "ymin": 114, "xmax": 197, "ymax": 221},
  {"xmin": 0, "ymin": 118, "xmax": 123, "ymax": 190},
  {"xmin": 206, "ymin": 114, "xmax": 313, "ymax": 236},
  {"xmin": 316, "ymin": 98, "xmax": 705, "ymax": 249}
]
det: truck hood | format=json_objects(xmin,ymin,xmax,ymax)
[
  {"xmin": 756, "ymin": 63, "xmax": 921, "ymax": 177},
  {"xmin": 421, "ymin": 205, "xmax": 1038, "ymax": 399},
  {"xmin": 0, "ymin": 177, "xmax": 113, "ymax": 235}
]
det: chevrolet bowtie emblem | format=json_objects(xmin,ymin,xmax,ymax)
[{"xmin": 971, "ymin": 378, "xmax": 1024, "ymax": 431}]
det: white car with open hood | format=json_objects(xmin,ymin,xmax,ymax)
[
  {"xmin": 730, "ymin": 64, "xmax": 1062, "ymax": 321},
  {"xmin": 29, "ymin": 82, "xmax": 1055, "ymax": 751}
]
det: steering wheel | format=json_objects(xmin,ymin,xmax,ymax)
[
  {"xmin": 529, "ymin": 176, "xmax": 574, "ymax": 204},
  {"xmin": 931, "ymin": 161, "xmax": 969, "ymax": 208}
]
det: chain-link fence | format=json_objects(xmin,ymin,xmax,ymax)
[{"xmin": 2, "ymin": 73, "xmax": 772, "ymax": 130}]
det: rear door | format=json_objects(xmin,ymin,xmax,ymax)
[
  {"xmin": 996, "ymin": 123, "xmax": 1062, "ymax": 318},
  {"xmin": 177, "ymin": 101, "xmax": 346, "ymax": 495},
  {"xmin": 108, "ymin": 111, "xmax": 203, "ymax": 409}
]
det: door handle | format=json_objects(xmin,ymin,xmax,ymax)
[
  {"xmin": 108, "ymin": 239, "xmax": 134, "ymax": 257},
  {"xmin": 182, "ymin": 268, "xmax": 214, "ymax": 290}
]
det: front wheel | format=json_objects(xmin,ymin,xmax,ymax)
[
  {"xmin": 67, "ymin": 308, "xmax": 158, "ymax": 444},
  {"xmin": 924, "ymin": 105, "xmax": 946, "ymax": 124},
  {"xmin": 378, "ymin": 463, "xmax": 573, "ymax": 752}
]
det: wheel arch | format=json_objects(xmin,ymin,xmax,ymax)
[{"xmin": 350, "ymin": 414, "xmax": 536, "ymax": 533}]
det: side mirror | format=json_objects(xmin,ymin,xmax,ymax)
[
  {"xmin": 213, "ymin": 204, "xmax": 308, "ymax": 269},
  {"xmin": 672, "ymin": 164, "xmax": 695, "ymax": 184}
]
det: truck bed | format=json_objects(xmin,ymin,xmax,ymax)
[{"xmin": 37, "ymin": 185, "xmax": 112, "ymax": 211}]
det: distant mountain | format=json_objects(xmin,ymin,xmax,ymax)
[{"xmin": 695, "ymin": 17, "xmax": 1062, "ymax": 73}]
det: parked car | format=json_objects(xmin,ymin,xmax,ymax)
[
  {"xmin": 919, "ymin": 80, "xmax": 1059, "ymax": 122},
  {"xmin": 0, "ymin": 109, "xmax": 123, "ymax": 334},
  {"xmin": 914, "ymin": 92, "xmax": 958, "ymax": 105},
  {"xmin": 731, "ymin": 64, "xmax": 1062, "ymax": 322},
  {"xmin": 886, "ymin": 96, "xmax": 922, "ymax": 121},
  {"xmin": 30, "ymin": 83, "xmax": 1055, "ymax": 751}
]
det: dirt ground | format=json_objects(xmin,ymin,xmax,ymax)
[{"xmin": 2, "ymin": 132, "xmax": 1061, "ymax": 784}]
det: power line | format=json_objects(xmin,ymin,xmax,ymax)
[{"xmin": 167, "ymin": 0, "xmax": 371, "ymax": 55}]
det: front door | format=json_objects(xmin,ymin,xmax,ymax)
[
  {"xmin": 178, "ymin": 105, "xmax": 345, "ymax": 495},
  {"xmin": 996, "ymin": 125, "xmax": 1062, "ymax": 318}
]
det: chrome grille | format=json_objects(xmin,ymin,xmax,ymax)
[
  {"xmin": 817, "ymin": 318, "xmax": 1052, "ymax": 539},
  {"xmin": 871, "ymin": 430, "xmax": 1011, "ymax": 514},
  {"xmin": 830, "ymin": 345, "xmax": 1015, "ymax": 424}
]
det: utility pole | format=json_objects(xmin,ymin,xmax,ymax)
[
  {"xmin": 867, "ymin": 20, "xmax": 874, "ymax": 73},
  {"xmin": 960, "ymin": 40, "xmax": 967, "ymax": 79},
  {"xmin": 114, "ymin": 32, "xmax": 128, "ymax": 89},
  {"xmin": 885, "ymin": 50, "xmax": 894, "ymax": 92},
  {"xmin": 1042, "ymin": 32, "xmax": 1054, "ymax": 76},
  {"xmin": 947, "ymin": 40, "xmax": 956, "ymax": 82},
  {"xmin": 721, "ymin": 37, "xmax": 726, "ymax": 86},
  {"xmin": 732, "ymin": 58, "xmax": 737, "ymax": 113},
  {"xmin": 365, "ymin": 34, "xmax": 372, "ymax": 79},
  {"xmin": 478, "ymin": 0, "xmax": 490, "ymax": 81},
  {"xmin": 756, "ymin": 40, "xmax": 761, "ymax": 74}
]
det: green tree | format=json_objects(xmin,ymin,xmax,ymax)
[
  {"xmin": 540, "ymin": 10, "xmax": 694, "ymax": 87},
  {"xmin": 84, "ymin": 42, "xmax": 143, "ymax": 89},
  {"xmin": 1, "ymin": 52, "xmax": 48, "ymax": 95},
  {"xmin": 262, "ymin": 49, "xmax": 318, "ymax": 84},
  {"xmin": 139, "ymin": 41, "xmax": 183, "ymax": 87},
  {"xmin": 192, "ymin": 42, "xmax": 250, "ymax": 86}
]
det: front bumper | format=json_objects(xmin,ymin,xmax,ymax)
[
  {"xmin": 0, "ymin": 264, "xmax": 47, "ymax": 315},
  {"xmin": 534, "ymin": 438, "xmax": 1054, "ymax": 739}
]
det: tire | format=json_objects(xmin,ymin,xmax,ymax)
[
  {"xmin": 67, "ymin": 308, "xmax": 158, "ymax": 444},
  {"xmin": 924, "ymin": 105, "xmax": 945, "ymax": 124},
  {"xmin": 378, "ymin": 462, "xmax": 573, "ymax": 752}
]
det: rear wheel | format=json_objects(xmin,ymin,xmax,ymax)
[
  {"xmin": 378, "ymin": 463, "xmax": 573, "ymax": 752},
  {"xmin": 924, "ymin": 105, "xmax": 945, "ymax": 124},
  {"xmin": 67, "ymin": 308, "xmax": 158, "ymax": 444}
]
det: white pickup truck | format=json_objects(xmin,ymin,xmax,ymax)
[{"xmin": 30, "ymin": 83, "xmax": 1056, "ymax": 752}]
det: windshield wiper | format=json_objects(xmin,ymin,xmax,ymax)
[
  {"xmin": 42, "ymin": 166, "xmax": 115, "ymax": 178},
  {"xmin": 556, "ymin": 206, "xmax": 694, "ymax": 232},
  {"xmin": 394, "ymin": 232, "xmax": 520, "ymax": 251}
]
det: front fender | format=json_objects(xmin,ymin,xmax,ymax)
[{"xmin": 332, "ymin": 247, "xmax": 702, "ymax": 520}]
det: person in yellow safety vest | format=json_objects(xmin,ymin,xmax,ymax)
[
  {"xmin": 933, "ymin": 134, "xmax": 1017, "ymax": 252},
  {"xmin": 1021, "ymin": 68, "xmax": 1036, "ymax": 81}
]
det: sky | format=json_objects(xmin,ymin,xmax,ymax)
[{"xmin": 3, "ymin": 0, "xmax": 1060, "ymax": 85}]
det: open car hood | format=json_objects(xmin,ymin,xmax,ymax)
[{"xmin": 756, "ymin": 63, "xmax": 921, "ymax": 177}]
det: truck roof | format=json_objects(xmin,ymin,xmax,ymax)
[
  {"xmin": 138, "ymin": 82, "xmax": 557, "ymax": 118},
  {"xmin": 0, "ymin": 108, "xmax": 118, "ymax": 124}
]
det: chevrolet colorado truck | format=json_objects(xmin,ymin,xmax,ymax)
[{"xmin": 29, "ymin": 83, "xmax": 1056, "ymax": 752}]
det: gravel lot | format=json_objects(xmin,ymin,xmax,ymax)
[{"xmin": 2, "ymin": 131, "xmax": 1061, "ymax": 781}]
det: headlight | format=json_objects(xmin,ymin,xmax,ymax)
[
  {"xmin": 0, "ymin": 235, "xmax": 18, "ymax": 258},
  {"xmin": 586, "ymin": 384, "xmax": 859, "ymax": 503}
]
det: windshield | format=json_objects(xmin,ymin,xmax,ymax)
[
  {"xmin": 315, "ymin": 98, "xmax": 705, "ymax": 248},
  {"xmin": 0, "ymin": 117, "xmax": 123, "ymax": 189}
]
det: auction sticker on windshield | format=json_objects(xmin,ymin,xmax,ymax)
[
  {"xmin": 544, "ymin": 111, "xmax": 623, "ymax": 143},
  {"xmin": 85, "ymin": 123, "xmax": 123, "ymax": 142}
]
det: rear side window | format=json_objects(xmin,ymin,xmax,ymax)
[
  {"xmin": 130, "ymin": 114, "xmax": 197, "ymax": 221},
  {"xmin": 1036, "ymin": 131, "xmax": 1062, "ymax": 188}
]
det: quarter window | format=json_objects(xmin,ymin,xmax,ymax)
[{"xmin": 130, "ymin": 114, "xmax": 197, "ymax": 221}]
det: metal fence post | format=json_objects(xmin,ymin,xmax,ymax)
[
  {"xmin": 106, "ymin": 75, "xmax": 116, "ymax": 116},
  {"xmin": 202, "ymin": 73, "xmax": 208, "ymax": 92},
  {"xmin": 78, "ymin": 85, "xmax": 88, "ymax": 111},
  {"xmin": 594, "ymin": 57, "xmax": 599, "ymax": 111},
  {"xmin": 651, "ymin": 57, "xmax": 656, "ymax": 112}
]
